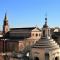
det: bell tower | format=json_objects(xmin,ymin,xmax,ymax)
[
  {"xmin": 3, "ymin": 13, "xmax": 9, "ymax": 35},
  {"xmin": 42, "ymin": 16, "xmax": 50, "ymax": 37}
]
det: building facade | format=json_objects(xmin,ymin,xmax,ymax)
[{"xmin": 0, "ymin": 13, "xmax": 60, "ymax": 60}]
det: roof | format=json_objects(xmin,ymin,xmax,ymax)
[
  {"xmin": 0, "ymin": 27, "xmax": 41, "ymax": 39},
  {"xmin": 52, "ymin": 32, "xmax": 60, "ymax": 39},
  {"xmin": 10, "ymin": 27, "xmax": 36, "ymax": 31},
  {"xmin": 33, "ymin": 37, "xmax": 50, "ymax": 48},
  {"xmin": 32, "ymin": 36, "xmax": 59, "ymax": 49},
  {"xmin": 10, "ymin": 27, "xmax": 37, "ymax": 33},
  {"xmin": 9, "ymin": 27, "xmax": 41, "ymax": 38},
  {"xmin": 10, "ymin": 27, "xmax": 41, "ymax": 33},
  {"xmin": 53, "ymin": 32, "xmax": 60, "ymax": 37},
  {"xmin": 52, "ymin": 32, "xmax": 60, "ymax": 45}
]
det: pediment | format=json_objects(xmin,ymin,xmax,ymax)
[{"xmin": 32, "ymin": 27, "xmax": 41, "ymax": 32}]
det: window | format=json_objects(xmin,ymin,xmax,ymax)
[
  {"xmin": 43, "ymin": 30, "xmax": 45, "ymax": 37},
  {"xmin": 55, "ymin": 57, "xmax": 59, "ymax": 60},
  {"xmin": 32, "ymin": 33, "xmax": 34, "ymax": 36},
  {"xmin": 34, "ymin": 57, "xmax": 39, "ymax": 60},
  {"xmin": 36, "ymin": 33, "xmax": 38, "ymax": 37}
]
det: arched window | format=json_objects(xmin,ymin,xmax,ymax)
[
  {"xmin": 32, "ymin": 33, "xmax": 34, "ymax": 36},
  {"xmin": 36, "ymin": 33, "xmax": 38, "ymax": 37},
  {"xmin": 43, "ymin": 30, "xmax": 45, "ymax": 37},
  {"xmin": 34, "ymin": 57, "xmax": 39, "ymax": 60},
  {"xmin": 55, "ymin": 57, "xmax": 59, "ymax": 60}
]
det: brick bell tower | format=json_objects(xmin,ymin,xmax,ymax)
[{"xmin": 3, "ymin": 13, "xmax": 9, "ymax": 35}]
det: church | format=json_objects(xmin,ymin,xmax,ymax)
[{"xmin": 0, "ymin": 13, "xmax": 60, "ymax": 60}]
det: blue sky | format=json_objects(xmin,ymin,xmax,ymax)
[{"xmin": 0, "ymin": 0, "xmax": 60, "ymax": 30}]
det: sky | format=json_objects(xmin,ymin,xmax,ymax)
[{"xmin": 0, "ymin": 0, "xmax": 60, "ymax": 30}]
